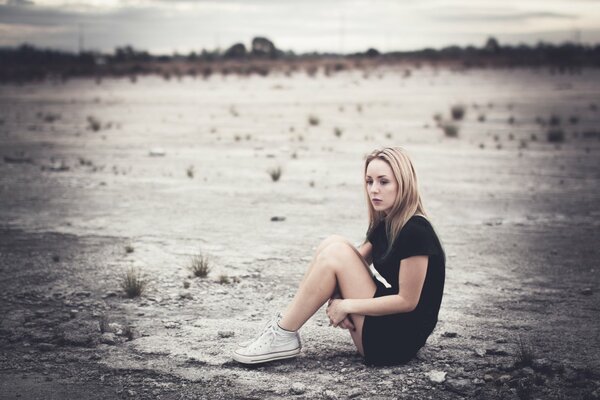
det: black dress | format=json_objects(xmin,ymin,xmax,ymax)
[{"xmin": 361, "ymin": 215, "xmax": 445, "ymax": 366}]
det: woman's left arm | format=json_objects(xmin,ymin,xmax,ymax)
[{"xmin": 328, "ymin": 256, "xmax": 428, "ymax": 325}]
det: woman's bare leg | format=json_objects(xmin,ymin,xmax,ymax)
[{"xmin": 279, "ymin": 241, "xmax": 377, "ymax": 355}]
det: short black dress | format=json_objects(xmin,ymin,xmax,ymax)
[{"xmin": 361, "ymin": 215, "xmax": 445, "ymax": 366}]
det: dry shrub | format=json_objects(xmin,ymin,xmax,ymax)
[{"xmin": 268, "ymin": 166, "xmax": 282, "ymax": 182}]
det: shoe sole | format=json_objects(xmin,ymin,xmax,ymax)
[{"xmin": 232, "ymin": 347, "xmax": 301, "ymax": 364}]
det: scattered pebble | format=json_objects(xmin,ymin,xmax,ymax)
[
  {"xmin": 290, "ymin": 382, "xmax": 306, "ymax": 395},
  {"xmin": 426, "ymin": 370, "xmax": 447, "ymax": 383},
  {"xmin": 149, "ymin": 148, "xmax": 166, "ymax": 157},
  {"xmin": 323, "ymin": 389, "xmax": 338, "ymax": 400},
  {"xmin": 580, "ymin": 288, "xmax": 593, "ymax": 296},
  {"xmin": 441, "ymin": 331, "xmax": 457, "ymax": 338}
]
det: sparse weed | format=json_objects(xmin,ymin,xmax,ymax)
[
  {"xmin": 186, "ymin": 165, "xmax": 194, "ymax": 179},
  {"xmin": 189, "ymin": 253, "xmax": 210, "ymax": 278},
  {"xmin": 218, "ymin": 274, "xmax": 230, "ymax": 284},
  {"xmin": 268, "ymin": 166, "xmax": 282, "ymax": 182},
  {"xmin": 125, "ymin": 244, "xmax": 134, "ymax": 254},
  {"xmin": 334, "ymin": 127, "xmax": 343, "ymax": 137},
  {"xmin": 120, "ymin": 267, "xmax": 147, "ymax": 298},
  {"xmin": 123, "ymin": 325, "xmax": 136, "ymax": 341}
]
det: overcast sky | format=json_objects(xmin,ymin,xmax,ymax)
[{"xmin": 1, "ymin": 0, "xmax": 599, "ymax": 54}]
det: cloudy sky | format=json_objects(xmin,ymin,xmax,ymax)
[{"xmin": 1, "ymin": 0, "xmax": 599, "ymax": 54}]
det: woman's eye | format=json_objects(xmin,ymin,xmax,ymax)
[
  {"xmin": 366, "ymin": 180, "xmax": 373, "ymax": 185},
  {"xmin": 381, "ymin": 180, "xmax": 388, "ymax": 185}
]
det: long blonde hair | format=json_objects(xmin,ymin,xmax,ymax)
[{"xmin": 364, "ymin": 147, "xmax": 427, "ymax": 258}]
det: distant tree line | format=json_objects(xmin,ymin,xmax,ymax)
[{"xmin": 1, "ymin": 37, "xmax": 599, "ymax": 82}]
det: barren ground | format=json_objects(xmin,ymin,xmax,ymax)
[{"xmin": 0, "ymin": 67, "xmax": 599, "ymax": 399}]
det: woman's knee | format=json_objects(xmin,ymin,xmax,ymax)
[
  {"xmin": 315, "ymin": 241, "xmax": 355, "ymax": 271},
  {"xmin": 315, "ymin": 234, "xmax": 348, "ymax": 254}
]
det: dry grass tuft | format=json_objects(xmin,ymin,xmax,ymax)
[
  {"xmin": 218, "ymin": 274, "xmax": 230, "ymax": 284},
  {"xmin": 515, "ymin": 334, "xmax": 535, "ymax": 367},
  {"xmin": 120, "ymin": 267, "xmax": 147, "ymax": 298},
  {"xmin": 189, "ymin": 253, "xmax": 210, "ymax": 278},
  {"xmin": 334, "ymin": 127, "xmax": 343, "ymax": 137}
]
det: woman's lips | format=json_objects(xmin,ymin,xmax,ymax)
[{"xmin": 372, "ymin": 199, "xmax": 382, "ymax": 203}]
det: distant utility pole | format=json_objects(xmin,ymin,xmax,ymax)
[{"xmin": 78, "ymin": 23, "xmax": 85, "ymax": 54}]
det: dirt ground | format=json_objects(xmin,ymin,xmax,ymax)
[{"xmin": 0, "ymin": 67, "xmax": 599, "ymax": 399}]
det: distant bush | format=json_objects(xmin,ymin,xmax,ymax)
[{"xmin": 334, "ymin": 127, "xmax": 343, "ymax": 137}]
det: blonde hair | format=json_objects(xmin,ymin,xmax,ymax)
[{"xmin": 364, "ymin": 147, "xmax": 427, "ymax": 258}]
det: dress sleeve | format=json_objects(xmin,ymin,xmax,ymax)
[{"xmin": 395, "ymin": 218, "xmax": 440, "ymax": 260}]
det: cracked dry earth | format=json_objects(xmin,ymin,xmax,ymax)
[{"xmin": 0, "ymin": 67, "xmax": 599, "ymax": 399}]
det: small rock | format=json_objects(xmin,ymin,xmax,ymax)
[
  {"xmin": 149, "ymin": 148, "xmax": 166, "ymax": 157},
  {"xmin": 498, "ymin": 374, "xmax": 512, "ymax": 384},
  {"xmin": 473, "ymin": 348, "xmax": 486, "ymax": 357},
  {"xmin": 37, "ymin": 343, "xmax": 56, "ymax": 352},
  {"xmin": 100, "ymin": 333, "xmax": 117, "ymax": 345},
  {"xmin": 531, "ymin": 358, "xmax": 552, "ymax": 373},
  {"xmin": 163, "ymin": 321, "xmax": 179, "ymax": 329},
  {"xmin": 347, "ymin": 388, "xmax": 362, "ymax": 398},
  {"xmin": 581, "ymin": 288, "xmax": 593, "ymax": 296},
  {"xmin": 264, "ymin": 292, "xmax": 274, "ymax": 301},
  {"xmin": 483, "ymin": 374, "xmax": 494, "ymax": 382},
  {"xmin": 442, "ymin": 331, "xmax": 457, "ymax": 338},
  {"xmin": 426, "ymin": 370, "xmax": 447, "ymax": 383},
  {"xmin": 270, "ymin": 216, "xmax": 286, "ymax": 222},
  {"xmin": 290, "ymin": 383, "xmax": 306, "ymax": 395},
  {"xmin": 218, "ymin": 330, "xmax": 235, "ymax": 339},
  {"xmin": 69, "ymin": 309, "xmax": 79, "ymax": 318},
  {"xmin": 323, "ymin": 390, "xmax": 338, "ymax": 400},
  {"xmin": 486, "ymin": 347, "xmax": 509, "ymax": 356},
  {"xmin": 445, "ymin": 378, "xmax": 472, "ymax": 394},
  {"xmin": 102, "ymin": 292, "xmax": 118, "ymax": 299},
  {"xmin": 179, "ymin": 291, "xmax": 194, "ymax": 300}
]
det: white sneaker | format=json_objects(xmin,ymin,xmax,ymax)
[
  {"xmin": 232, "ymin": 322, "xmax": 301, "ymax": 364},
  {"xmin": 237, "ymin": 312, "xmax": 282, "ymax": 348}
]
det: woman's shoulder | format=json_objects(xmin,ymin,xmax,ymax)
[{"xmin": 402, "ymin": 214, "xmax": 435, "ymax": 234}]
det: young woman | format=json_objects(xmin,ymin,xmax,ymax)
[{"xmin": 232, "ymin": 147, "xmax": 445, "ymax": 366}]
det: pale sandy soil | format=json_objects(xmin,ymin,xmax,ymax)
[{"xmin": 0, "ymin": 67, "xmax": 599, "ymax": 399}]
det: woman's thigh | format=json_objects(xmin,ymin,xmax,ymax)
[{"xmin": 317, "ymin": 241, "xmax": 377, "ymax": 355}]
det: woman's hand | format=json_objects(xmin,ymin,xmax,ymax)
[{"xmin": 326, "ymin": 298, "xmax": 353, "ymax": 330}]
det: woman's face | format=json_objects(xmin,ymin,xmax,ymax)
[{"xmin": 365, "ymin": 158, "xmax": 398, "ymax": 214}]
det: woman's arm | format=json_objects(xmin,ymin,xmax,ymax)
[
  {"xmin": 328, "ymin": 256, "xmax": 428, "ymax": 324},
  {"xmin": 357, "ymin": 240, "xmax": 373, "ymax": 266}
]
